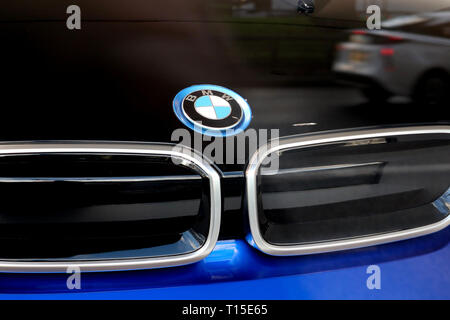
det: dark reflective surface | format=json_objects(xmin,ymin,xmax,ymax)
[
  {"xmin": 0, "ymin": 0, "xmax": 448, "ymax": 263},
  {"xmin": 0, "ymin": 153, "xmax": 210, "ymax": 260},
  {"xmin": 259, "ymin": 133, "xmax": 450, "ymax": 245},
  {"xmin": 0, "ymin": 1, "xmax": 447, "ymax": 150}
]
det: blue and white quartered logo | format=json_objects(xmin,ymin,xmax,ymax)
[{"xmin": 173, "ymin": 85, "xmax": 252, "ymax": 136}]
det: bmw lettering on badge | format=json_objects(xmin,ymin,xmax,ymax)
[{"xmin": 173, "ymin": 85, "xmax": 252, "ymax": 136}]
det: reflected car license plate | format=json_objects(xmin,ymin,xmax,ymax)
[{"xmin": 349, "ymin": 50, "xmax": 369, "ymax": 62}]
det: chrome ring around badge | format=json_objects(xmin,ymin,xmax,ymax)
[{"xmin": 173, "ymin": 85, "xmax": 252, "ymax": 137}]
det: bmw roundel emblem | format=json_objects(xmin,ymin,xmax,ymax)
[{"xmin": 173, "ymin": 85, "xmax": 252, "ymax": 136}]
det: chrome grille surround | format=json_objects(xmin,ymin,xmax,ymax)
[
  {"xmin": 246, "ymin": 125, "xmax": 450, "ymax": 256},
  {"xmin": 0, "ymin": 141, "xmax": 221, "ymax": 272}
]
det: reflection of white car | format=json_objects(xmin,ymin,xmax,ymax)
[{"xmin": 333, "ymin": 11, "xmax": 450, "ymax": 105}]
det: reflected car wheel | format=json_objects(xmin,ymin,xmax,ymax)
[{"xmin": 413, "ymin": 72, "xmax": 450, "ymax": 107}]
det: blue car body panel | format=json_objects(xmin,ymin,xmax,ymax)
[{"xmin": 0, "ymin": 228, "xmax": 448, "ymax": 299}]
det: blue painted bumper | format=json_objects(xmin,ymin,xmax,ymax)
[{"xmin": 0, "ymin": 227, "xmax": 448, "ymax": 299}]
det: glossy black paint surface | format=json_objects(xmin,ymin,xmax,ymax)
[{"xmin": 0, "ymin": 1, "xmax": 447, "ymax": 149}]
